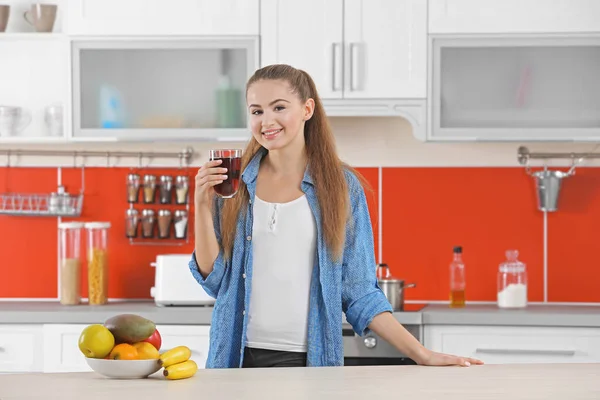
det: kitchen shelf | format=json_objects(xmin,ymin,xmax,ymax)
[
  {"xmin": 0, "ymin": 136, "xmax": 69, "ymax": 144},
  {"xmin": 0, "ymin": 33, "xmax": 68, "ymax": 41},
  {"xmin": 0, "ymin": 192, "xmax": 83, "ymax": 217},
  {"xmin": 128, "ymin": 237, "xmax": 189, "ymax": 247}
]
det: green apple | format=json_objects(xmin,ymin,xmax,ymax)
[{"xmin": 78, "ymin": 324, "xmax": 115, "ymax": 358}]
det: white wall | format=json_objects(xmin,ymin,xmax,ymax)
[{"xmin": 0, "ymin": 116, "xmax": 598, "ymax": 168}]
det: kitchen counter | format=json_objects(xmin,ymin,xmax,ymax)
[
  {"xmin": 0, "ymin": 301, "xmax": 599, "ymax": 328},
  {"xmin": 0, "ymin": 301, "xmax": 423, "ymax": 326},
  {"xmin": 0, "ymin": 301, "xmax": 215, "ymax": 325},
  {"xmin": 0, "ymin": 363, "xmax": 598, "ymax": 399},
  {"xmin": 423, "ymin": 304, "xmax": 600, "ymax": 328}
]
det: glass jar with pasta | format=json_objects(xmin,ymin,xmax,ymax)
[{"xmin": 84, "ymin": 222, "xmax": 111, "ymax": 305}]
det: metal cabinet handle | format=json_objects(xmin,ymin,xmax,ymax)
[
  {"xmin": 331, "ymin": 43, "xmax": 342, "ymax": 92},
  {"xmin": 475, "ymin": 348, "xmax": 576, "ymax": 356},
  {"xmin": 349, "ymin": 42, "xmax": 362, "ymax": 91}
]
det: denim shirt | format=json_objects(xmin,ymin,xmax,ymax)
[{"xmin": 188, "ymin": 148, "xmax": 393, "ymax": 368}]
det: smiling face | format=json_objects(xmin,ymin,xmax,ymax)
[{"xmin": 246, "ymin": 79, "xmax": 314, "ymax": 152}]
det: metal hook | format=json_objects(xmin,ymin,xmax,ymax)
[
  {"xmin": 6, "ymin": 150, "xmax": 10, "ymax": 168},
  {"xmin": 567, "ymin": 154, "xmax": 584, "ymax": 176},
  {"xmin": 106, "ymin": 151, "xmax": 111, "ymax": 168},
  {"xmin": 524, "ymin": 157, "xmax": 533, "ymax": 176}
]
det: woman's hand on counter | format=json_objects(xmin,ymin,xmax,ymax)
[
  {"xmin": 368, "ymin": 312, "xmax": 484, "ymax": 367},
  {"xmin": 418, "ymin": 349, "xmax": 483, "ymax": 367}
]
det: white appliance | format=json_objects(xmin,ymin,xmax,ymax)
[{"xmin": 150, "ymin": 254, "xmax": 215, "ymax": 307}]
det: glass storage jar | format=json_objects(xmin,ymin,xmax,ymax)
[
  {"xmin": 159, "ymin": 175, "xmax": 173, "ymax": 204},
  {"xmin": 175, "ymin": 175, "xmax": 189, "ymax": 204},
  {"xmin": 126, "ymin": 173, "xmax": 141, "ymax": 203},
  {"xmin": 85, "ymin": 222, "xmax": 111, "ymax": 305},
  {"xmin": 143, "ymin": 174, "xmax": 157, "ymax": 203},
  {"xmin": 58, "ymin": 222, "xmax": 84, "ymax": 305},
  {"xmin": 125, "ymin": 208, "xmax": 139, "ymax": 238},
  {"xmin": 174, "ymin": 210, "xmax": 188, "ymax": 239},
  {"xmin": 497, "ymin": 249, "xmax": 528, "ymax": 309}
]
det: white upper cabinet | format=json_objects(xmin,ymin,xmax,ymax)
[
  {"xmin": 66, "ymin": 0, "xmax": 259, "ymax": 36},
  {"xmin": 260, "ymin": 0, "xmax": 426, "ymax": 99},
  {"xmin": 71, "ymin": 37, "xmax": 257, "ymax": 141},
  {"xmin": 428, "ymin": 36, "xmax": 600, "ymax": 142},
  {"xmin": 260, "ymin": 0, "xmax": 344, "ymax": 99},
  {"xmin": 429, "ymin": 0, "xmax": 600, "ymax": 34},
  {"xmin": 343, "ymin": 0, "xmax": 426, "ymax": 99}
]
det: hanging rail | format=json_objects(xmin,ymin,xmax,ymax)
[
  {"xmin": 0, "ymin": 146, "xmax": 196, "ymax": 165},
  {"xmin": 517, "ymin": 145, "xmax": 600, "ymax": 165}
]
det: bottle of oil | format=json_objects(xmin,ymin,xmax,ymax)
[{"xmin": 449, "ymin": 246, "xmax": 466, "ymax": 308}]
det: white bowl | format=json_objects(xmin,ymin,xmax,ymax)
[{"xmin": 85, "ymin": 357, "xmax": 161, "ymax": 379}]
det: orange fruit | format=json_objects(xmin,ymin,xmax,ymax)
[
  {"xmin": 132, "ymin": 342, "xmax": 160, "ymax": 360},
  {"xmin": 107, "ymin": 343, "xmax": 138, "ymax": 360}
]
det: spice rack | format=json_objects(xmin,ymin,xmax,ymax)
[{"xmin": 125, "ymin": 171, "xmax": 192, "ymax": 246}]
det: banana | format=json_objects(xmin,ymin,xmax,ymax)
[
  {"xmin": 163, "ymin": 360, "xmax": 198, "ymax": 380},
  {"xmin": 158, "ymin": 346, "xmax": 191, "ymax": 367}
]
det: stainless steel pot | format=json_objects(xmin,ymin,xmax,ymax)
[{"xmin": 377, "ymin": 263, "xmax": 416, "ymax": 311}]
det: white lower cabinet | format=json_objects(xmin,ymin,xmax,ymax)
[
  {"xmin": 43, "ymin": 324, "xmax": 92, "ymax": 373},
  {"xmin": 155, "ymin": 325, "xmax": 210, "ymax": 369},
  {"xmin": 42, "ymin": 324, "xmax": 211, "ymax": 373},
  {"xmin": 0, "ymin": 325, "xmax": 44, "ymax": 373},
  {"xmin": 424, "ymin": 325, "xmax": 600, "ymax": 364}
]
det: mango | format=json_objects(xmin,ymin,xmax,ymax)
[{"xmin": 103, "ymin": 314, "xmax": 156, "ymax": 344}]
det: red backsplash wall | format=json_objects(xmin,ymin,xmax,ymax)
[{"xmin": 1, "ymin": 165, "xmax": 598, "ymax": 303}]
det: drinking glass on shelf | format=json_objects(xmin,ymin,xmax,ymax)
[{"xmin": 209, "ymin": 149, "xmax": 242, "ymax": 199}]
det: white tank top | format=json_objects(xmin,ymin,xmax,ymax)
[{"xmin": 246, "ymin": 194, "xmax": 317, "ymax": 353}]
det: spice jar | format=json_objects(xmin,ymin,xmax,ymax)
[
  {"xmin": 58, "ymin": 222, "xmax": 84, "ymax": 305},
  {"xmin": 141, "ymin": 209, "xmax": 156, "ymax": 238},
  {"xmin": 84, "ymin": 222, "xmax": 110, "ymax": 305},
  {"xmin": 58, "ymin": 186, "xmax": 73, "ymax": 214},
  {"xmin": 174, "ymin": 210, "xmax": 188, "ymax": 239},
  {"xmin": 175, "ymin": 175, "xmax": 189, "ymax": 205},
  {"xmin": 125, "ymin": 208, "xmax": 139, "ymax": 238},
  {"xmin": 158, "ymin": 209, "xmax": 172, "ymax": 239},
  {"xmin": 126, "ymin": 173, "xmax": 141, "ymax": 203},
  {"xmin": 159, "ymin": 175, "xmax": 173, "ymax": 204},
  {"xmin": 497, "ymin": 249, "xmax": 528, "ymax": 309},
  {"xmin": 143, "ymin": 174, "xmax": 157, "ymax": 204}
]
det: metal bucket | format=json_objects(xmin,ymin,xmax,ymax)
[{"xmin": 532, "ymin": 170, "xmax": 571, "ymax": 212}]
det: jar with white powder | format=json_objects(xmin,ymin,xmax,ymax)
[{"xmin": 497, "ymin": 250, "xmax": 528, "ymax": 309}]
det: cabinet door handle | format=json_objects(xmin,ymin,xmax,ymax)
[
  {"xmin": 331, "ymin": 43, "xmax": 342, "ymax": 92},
  {"xmin": 349, "ymin": 42, "xmax": 362, "ymax": 91},
  {"xmin": 475, "ymin": 348, "xmax": 576, "ymax": 356},
  {"xmin": 0, "ymin": 346, "xmax": 4, "ymax": 353}
]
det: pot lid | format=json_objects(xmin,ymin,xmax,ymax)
[{"xmin": 376, "ymin": 263, "xmax": 403, "ymax": 281}]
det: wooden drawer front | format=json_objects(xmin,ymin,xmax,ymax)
[
  {"xmin": 425, "ymin": 325, "xmax": 600, "ymax": 364},
  {"xmin": 0, "ymin": 325, "xmax": 43, "ymax": 372},
  {"xmin": 156, "ymin": 325, "xmax": 210, "ymax": 369}
]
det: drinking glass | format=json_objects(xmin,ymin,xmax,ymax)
[{"xmin": 209, "ymin": 149, "xmax": 242, "ymax": 198}]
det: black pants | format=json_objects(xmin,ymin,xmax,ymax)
[{"xmin": 242, "ymin": 347, "xmax": 307, "ymax": 368}]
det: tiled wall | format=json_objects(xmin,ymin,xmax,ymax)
[{"xmin": 1, "ymin": 117, "xmax": 599, "ymax": 303}]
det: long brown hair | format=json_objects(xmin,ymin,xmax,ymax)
[{"xmin": 219, "ymin": 64, "xmax": 371, "ymax": 262}]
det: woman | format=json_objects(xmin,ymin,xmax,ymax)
[{"xmin": 189, "ymin": 64, "xmax": 483, "ymax": 369}]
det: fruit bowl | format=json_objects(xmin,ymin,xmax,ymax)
[{"xmin": 85, "ymin": 357, "xmax": 161, "ymax": 379}]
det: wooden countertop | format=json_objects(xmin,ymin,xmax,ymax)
[{"xmin": 1, "ymin": 363, "xmax": 599, "ymax": 399}]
